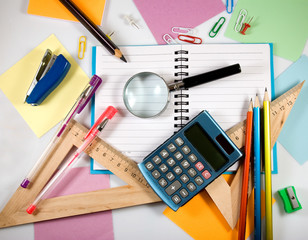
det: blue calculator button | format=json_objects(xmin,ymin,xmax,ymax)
[
  {"xmin": 152, "ymin": 155, "xmax": 161, "ymax": 164},
  {"xmin": 158, "ymin": 178, "xmax": 168, "ymax": 187},
  {"xmin": 181, "ymin": 145, "xmax": 191, "ymax": 154},
  {"xmin": 180, "ymin": 189, "xmax": 189, "ymax": 198},
  {"xmin": 166, "ymin": 172, "xmax": 175, "ymax": 181},
  {"xmin": 172, "ymin": 195, "xmax": 181, "ymax": 204},
  {"xmin": 152, "ymin": 170, "xmax": 161, "ymax": 179},
  {"xmin": 173, "ymin": 166, "xmax": 183, "ymax": 175},
  {"xmin": 159, "ymin": 164, "xmax": 168, "ymax": 173},
  {"xmin": 188, "ymin": 153, "xmax": 198, "ymax": 162},
  {"xmin": 166, "ymin": 158, "xmax": 176, "ymax": 167},
  {"xmin": 167, "ymin": 143, "xmax": 177, "ymax": 152},
  {"xmin": 175, "ymin": 137, "xmax": 184, "ymax": 146},
  {"xmin": 188, "ymin": 168, "xmax": 197, "ymax": 177},
  {"xmin": 165, "ymin": 180, "xmax": 182, "ymax": 195},
  {"xmin": 187, "ymin": 182, "xmax": 196, "ymax": 192},
  {"xmin": 145, "ymin": 162, "xmax": 154, "ymax": 171},
  {"xmin": 160, "ymin": 149, "xmax": 169, "ymax": 158},
  {"xmin": 181, "ymin": 160, "xmax": 190, "ymax": 169},
  {"xmin": 194, "ymin": 176, "xmax": 204, "ymax": 186},
  {"xmin": 174, "ymin": 151, "xmax": 183, "ymax": 160},
  {"xmin": 180, "ymin": 174, "xmax": 189, "ymax": 183}
]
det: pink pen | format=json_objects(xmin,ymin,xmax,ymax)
[{"xmin": 26, "ymin": 106, "xmax": 117, "ymax": 214}]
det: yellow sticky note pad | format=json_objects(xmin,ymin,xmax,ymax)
[
  {"xmin": 27, "ymin": 0, "xmax": 106, "ymax": 26},
  {"xmin": 163, "ymin": 175, "xmax": 275, "ymax": 240},
  {"xmin": 0, "ymin": 34, "xmax": 89, "ymax": 137}
]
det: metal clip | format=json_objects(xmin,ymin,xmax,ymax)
[
  {"xmin": 178, "ymin": 35, "xmax": 202, "ymax": 44},
  {"xmin": 209, "ymin": 17, "xmax": 226, "ymax": 38},
  {"xmin": 78, "ymin": 36, "xmax": 86, "ymax": 60},
  {"xmin": 234, "ymin": 9, "xmax": 247, "ymax": 32},
  {"xmin": 172, "ymin": 27, "xmax": 195, "ymax": 35},
  {"xmin": 163, "ymin": 34, "xmax": 177, "ymax": 44}
]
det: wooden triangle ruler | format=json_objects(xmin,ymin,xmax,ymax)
[{"xmin": 0, "ymin": 81, "xmax": 304, "ymax": 228}]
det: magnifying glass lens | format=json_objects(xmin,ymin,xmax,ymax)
[{"xmin": 123, "ymin": 72, "xmax": 169, "ymax": 118}]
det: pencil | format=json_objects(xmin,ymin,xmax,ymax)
[
  {"xmin": 59, "ymin": 0, "xmax": 127, "ymax": 63},
  {"xmin": 264, "ymin": 88, "xmax": 273, "ymax": 240},
  {"xmin": 238, "ymin": 99, "xmax": 253, "ymax": 240},
  {"xmin": 253, "ymin": 94, "xmax": 261, "ymax": 240}
]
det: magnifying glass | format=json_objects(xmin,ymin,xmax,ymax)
[{"xmin": 123, "ymin": 63, "xmax": 241, "ymax": 118}]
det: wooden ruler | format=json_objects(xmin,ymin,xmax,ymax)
[{"xmin": 0, "ymin": 81, "xmax": 304, "ymax": 228}]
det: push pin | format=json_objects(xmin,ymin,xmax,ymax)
[
  {"xmin": 123, "ymin": 15, "xmax": 140, "ymax": 29},
  {"xmin": 240, "ymin": 16, "xmax": 254, "ymax": 35}
]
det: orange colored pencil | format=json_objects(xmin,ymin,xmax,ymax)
[{"xmin": 238, "ymin": 99, "xmax": 253, "ymax": 240}]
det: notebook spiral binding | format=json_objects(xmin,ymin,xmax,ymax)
[{"xmin": 174, "ymin": 50, "xmax": 189, "ymax": 129}]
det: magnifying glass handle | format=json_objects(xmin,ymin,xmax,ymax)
[{"xmin": 182, "ymin": 63, "xmax": 241, "ymax": 89}]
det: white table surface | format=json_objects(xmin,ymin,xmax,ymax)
[{"xmin": 1, "ymin": 1, "xmax": 308, "ymax": 239}]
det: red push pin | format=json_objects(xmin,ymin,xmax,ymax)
[{"xmin": 240, "ymin": 17, "xmax": 254, "ymax": 35}]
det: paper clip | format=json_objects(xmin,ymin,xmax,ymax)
[
  {"xmin": 78, "ymin": 36, "xmax": 86, "ymax": 60},
  {"xmin": 240, "ymin": 17, "xmax": 254, "ymax": 35},
  {"xmin": 172, "ymin": 27, "xmax": 195, "ymax": 35},
  {"xmin": 226, "ymin": 0, "xmax": 234, "ymax": 14},
  {"xmin": 178, "ymin": 35, "xmax": 202, "ymax": 44},
  {"xmin": 234, "ymin": 9, "xmax": 247, "ymax": 32},
  {"xmin": 163, "ymin": 34, "xmax": 177, "ymax": 44},
  {"xmin": 209, "ymin": 17, "xmax": 226, "ymax": 38}
]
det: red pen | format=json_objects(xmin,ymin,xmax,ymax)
[{"xmin": 26, "ymin": 106, "xmax": 117, "ymax": 214}]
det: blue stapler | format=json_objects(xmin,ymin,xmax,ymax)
[{"xmin": 24, "ymin": 49, "xmax": 71, "ymax": 106}]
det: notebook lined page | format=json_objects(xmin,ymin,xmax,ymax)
[{"xmin": 93, "ymin": 45, "xmax": 179, "ymax": 169}]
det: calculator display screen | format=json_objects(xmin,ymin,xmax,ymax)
[{"xmin": 184, "ymin": 123, "xmax": 228, "ymax": 171}]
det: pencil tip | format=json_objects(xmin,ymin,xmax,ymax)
[
  {"xmin": 265, "ymin": 87, "xmax": 267, "ymax": 91},
  {"xmin": 120, "ymin": 55, "xmax": 127, "ymax": 63}
]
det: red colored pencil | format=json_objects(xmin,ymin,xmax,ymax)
[{"xmin": 238, "ymin": 99, "xmax": 253, "ymax": 240}]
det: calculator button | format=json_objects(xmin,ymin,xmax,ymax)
[
  {"xmin": 180, "ymin": 174, "xmax": 189, "ymax": 183},
  {"xmin": 202, "ymin": 170, "xmax": 212, "ymax": 180},
  {"xmin": 181, "ymin": 160, "xmax": 190, "ymax": 169},
  {"xmin": 159, "ymin": 164, "xmax": 168, "ymax": 173},
  {"xmin": 174, "ymin": 151, "xmax": 183, "ymax": 161},
  {"xmin": 152, "ymin": 155, "xmax": 161, "ymax": 165},
  {"xmin": 194, "ymin": 176, "xmax": 204, "ymax": 186},
  {"xmin": 188, "ymin": 154, "xmax": 198, "ymax": 163},
  {"xmin": 152, "ymin": 170, "xmax": 161, "ymax": 179},
  {"xmin": 187, "ymin": 182, "xmax": 196, "ymax": 192},
  {"xmin": 180, "ymin": 189, "xmax": 189, "ymax": 198},
  {"xmin": 175, "ymin": 137, "xmax": 184, "ymax": 146},
  {"xmin": 172, "ymin": 195, "xmax": 181, "ymax": 204},
  {"xmin": 158, "ymin": 178, "xmax": 168, "ymax": 187},
  {"xmin": 188, "ymin": 168, "xmax": 197, "ymax": 177},
  {"xmin": 166, "ymin": 158, "xmax": 176, "ymax": 167},
  {"xmin": 145, "ymin": 162, "xmax": 154, "ymax": 171},
  {"xmin": 181, "ymin": 145, "xmax": 191, "ymax": 154},
  {"xmin": 173, "ymin": 166, "xmax": 182, "ymax": 175},
  {"xmin": 195, "ymin": 162, "xmax": 205, "ymax": 171},
  {"xmin": 166, "ymin": 172, "xmax": 175, "ymax": 181},
  {"xmin": 167, "ymin": 143, "xmax": 177, "ymax": 152},
  {"xmin": 160, "ymin": 149, "xmax": 169, "ymax": 158},
  {"xmin": 165, "ymin": 180, "xmax": 182, "ymax": 195}
]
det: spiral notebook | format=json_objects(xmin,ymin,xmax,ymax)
[{"xmin": 91, "ymin": 44, "xmax": 276, "ymax": 173}]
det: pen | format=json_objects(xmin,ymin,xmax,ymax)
[
  {"xmin": 20, "ymin": 75, "xmax": 102, "ymax": 188},
  {"xmin": 264, "ymin": 88, "xmax": 273, "ymax": 240},
  {"xmin": 26, "ymin": 106, "xmax": 117, "ymax": 214},
  {"xmin": 238, "ymin": 99, "xmax": 253, "ymax": 240},
  {"xmin": 253, "ymin": 94, "xmax": 261, "ymax": 240},
  {"xmin": 59, "ymin": 0, "xmax": 127, "ymax": 63}
]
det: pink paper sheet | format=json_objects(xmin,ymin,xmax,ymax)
[
  {"xmin": 35, "ymin": 167, "xmax": 114, "ymax": 240},
  {"xmin": 133, "ymin": 0, "xmax": 225, "ymax": 44}
]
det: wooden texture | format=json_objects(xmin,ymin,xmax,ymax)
[{"xmin": 0, "ymin": 81, "xmax": 304, "ymax": 228}]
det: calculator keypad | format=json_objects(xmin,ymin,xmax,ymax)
[{"xmin": 143, "ymin": 136, "xmax": 213, "ymax": 207}]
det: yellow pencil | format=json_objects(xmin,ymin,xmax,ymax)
[{"xmin": 263, "ymin": 88, "xmax": 273, "ymax": 240}]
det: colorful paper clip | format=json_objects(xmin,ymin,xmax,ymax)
[
  {"xmin": 234, "ymin": 9, "xmax": 247, "ymax": 32},
  {"xmin": 226, "ymin": 0, "xmax": 234, "ymax": 14},
  {"xmin": 240, "ymin": 17, "xmax": 254, "ymax": 35},
  {"xmin": 209, "ymin": 17, "xmax": 226, "ymax": 38},
  {"xmin": 163, "ymin": 34, "xmax": 177, "ymax": 44},
  {"xmin": 178, "ymin": 35, "xmax": 202, "ymax": 44},
  {"xmin": 172, "ymin": 27, "xmax": 195, "ymax": 35},
  {"xmin": 78, "ymin": 36, "xmax": 86, "ymax": 60}
]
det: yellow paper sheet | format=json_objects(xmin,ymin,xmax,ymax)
[
  {"xmin": 27, "ymin": 0, "xmax": 106, "ymax": 25},
  {"xmin": 164, "ymin": 175, "xmax": 275, "ymax": 240},
  {"xmin": 0, "ymin": 34, "xmax": 89, "ymax": 137}
]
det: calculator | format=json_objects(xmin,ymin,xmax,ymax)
[{"xmin": 138, "ymin": 110, "xmax": 243, "ymax": 211}]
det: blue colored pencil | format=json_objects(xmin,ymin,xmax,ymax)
[{"xmin": 253, "ymin": 94, "xmax": 261, "ymax": 240}]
